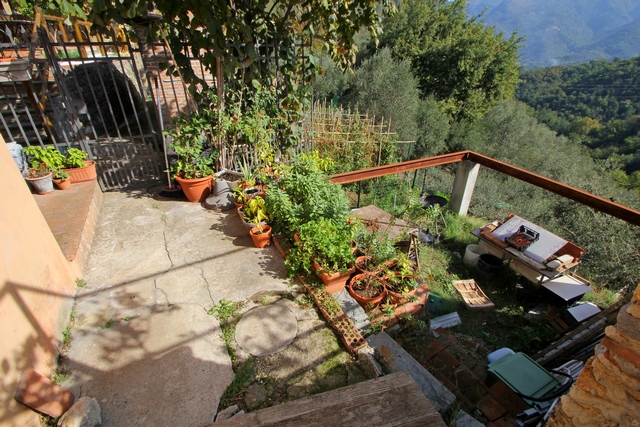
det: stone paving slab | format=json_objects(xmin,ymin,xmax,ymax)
[
  {"xmin": 235, "ymin": 304, "xmax": 298, "ymax": 356},
  {"xmin": 65, "ymin": 189, "xmax": 292, "ymax": 426}
]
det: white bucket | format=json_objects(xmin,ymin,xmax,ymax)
[{"xmin": 463, "ymin": 244, "xmax": 486, "ymax": 268}]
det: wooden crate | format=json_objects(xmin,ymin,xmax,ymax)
[{"xmin": 452, "ymin": 279, "xmax": 495, "ymax": 311}]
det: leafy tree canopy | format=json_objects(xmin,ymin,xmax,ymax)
[
  {"xmin": 87, "ymin": 0, "xmax": 394, "ymax": 90},
  {"xmin": 380, "ymin": 0, "xmax": 522, "ymax": 121},
  {"xmin": 517, "ymin": 57, "xmax": 640, "ymax": 188}
]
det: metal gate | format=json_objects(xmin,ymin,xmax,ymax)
[{"xmin": 37, "ymin": 16, "xmax": 164, "ymax": 190}]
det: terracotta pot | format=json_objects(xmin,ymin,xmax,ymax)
[
  {"xmin": 63, "ymin": 160, "xmax": 97, "ymax": 183},
  {"xmin": 249, "ymin": 225, "xmax": 272, "ymax": 248},
  {"xmin": 312, "ymin": 261, "xmax": 355, "ymax": 294},
  {"xmin": 355, "ymin": 255, "xmax": 375, "ymax": 274},
  {"xmin": 26, "ymin": 173, "xmax": 54, "ymax": 194},
  {"xmin": 175, "ymin": 175, "xmax": 213, "ymax": 203},
  {"xmin": 53, "ymin": 178, "xmax": 71, "ymax": 190},
  {"xmin": 383, "ymin": 271, "xmax": 420, "ymax": 304},
  {"xmin": 348, "ymin": 273, "xmax": 386, "ymax": 306}
]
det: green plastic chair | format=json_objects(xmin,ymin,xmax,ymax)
[{"xmin": 487, "ymin": 352, "xmax": 573, "ymax": 404}]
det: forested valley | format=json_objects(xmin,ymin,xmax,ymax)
[{"xmin": 312, "ymin": 0, "xmax": 640, "ymax": 292}]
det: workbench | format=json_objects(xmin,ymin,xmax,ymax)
[{"xmin": 471, "ymin": 215, "xmax": 585, "ymax": 286}]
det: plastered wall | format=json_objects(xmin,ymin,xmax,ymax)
[{"xmin": 0, "ymin": 139, "xmax": 77, "ymax": 427}]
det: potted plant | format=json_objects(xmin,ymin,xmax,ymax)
[
  {"xmin": 348, "ymin": 272, "xmax": 387, "ymax": 306},
  {"xmin": 354, "ymin": 229, "xmax": 397, "ymax": 274},
  {"xmin": 22, "ymin": 146, "xmax": 65, "ymax": 194},
  {"xmin": 53, "ymin": 170, "xmax": 71, "ymax": 190},
  {"xmin": 249, "ymin": 215, "xmax": 272, "ymax": 248},
  {"xmin": 232, "ymin": 186, "xmax": 246, "ymax": 209},
  {"xmin": 286, "ymin": 218, "xmax": 356, "ymax": 293},
  {"xmin": 24, "ymin": 163, "xmax": 54, "ymax": 194},
  {"xmin": 167, "ymin": 112, "xmax": 218, "ymax": 203},
  {"xmin": 62, "ymin": 148, "xmax": 97, "ymax": 183},
  {"xmin": 241, "ymin": 196, "xmax": 270, "ymax": 229}
]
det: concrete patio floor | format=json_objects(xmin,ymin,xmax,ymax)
[{"xmin": 61, "ymin": 187, "xmax": 292, "ymax": 426}]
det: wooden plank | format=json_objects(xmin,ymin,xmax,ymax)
[
  {"xmin": 534, "ymin": 290, "xmax": 633, "ymax": 366},
  {"xmin": 210, "ymin": 371, "xmax": 446, "ymax": 427},
  {"xmin": 452, "ymin": 279, "xmax": 495, "ymax": 311}
]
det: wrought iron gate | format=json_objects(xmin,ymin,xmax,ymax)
[{"xmin": 37, "ymin": 17, "xmax": 164, "ymax": 190}]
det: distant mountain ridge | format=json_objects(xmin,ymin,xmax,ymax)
[{"xmin": 468, "ymin": 0, "xmax": 640, "ymax": 68}]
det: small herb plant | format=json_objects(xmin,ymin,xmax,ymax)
[
  {"xmin": 286, "ymin": 218, "xmax": 355, "ymax": 277},
  {"xmin": 167, "ymin": 109, "xmax": 220, "ymax": 179},
  {"xmin": 23, "ymin": 145, "xmax": 65, "ymax": 172},
  {"xmin": 54, "ymin": 170, "xmax": 70, "ymax": 180},
  {"xmin": 64, "ymin": 148, "xmax": 88, "ymax": 168}
]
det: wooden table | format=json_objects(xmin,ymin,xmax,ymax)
[{"xmin": 471, "ymin": 215, "xmax": 584, "ymax": 284}]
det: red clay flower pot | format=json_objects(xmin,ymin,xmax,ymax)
[
  {"xmin": 249, "ymin": 225, "xmax": 272, "ymax": 248},
  {"xmin": 312, "ymin": 261, "xmax": 355, "ymax": 294},
  {"xmin": 63, "ymin": 160, "xmax": 97, "ymax": 183},
  {"xmin": 175, "ymin": 175, "xmax": 213, "ymax": 203}
]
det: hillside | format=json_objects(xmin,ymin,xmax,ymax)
[
  {"xmin": 469, "ymin": 0, "xmax": 640, "ymax": 68},
  {"xmin": 516, "ymin": 56, "xmax": 640, "ymax": 183}
]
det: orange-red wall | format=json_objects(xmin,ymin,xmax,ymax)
[{"xmin": 0, "ymin": 138, "xmax": 77, "ymax": 427}]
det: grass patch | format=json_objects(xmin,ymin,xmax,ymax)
[
  {"xmin": 208, "ymin": 299, "xmax": 246, "ymax": 364},
  {"xmin": 75, "ymin": 278, "xmax": 86, "ymax": 288},
  {"xmin": 414, "ymin": 213, "xmax": 557, "ymax": 355},
  {"xmin": 99, "ymin": 318, "xmax": 115, "ymax": 330},
  {"xmin": 581, "ymin": 286, "xmax": 618, "ymax": 308},
  {"xmin": 219, "ymin": 357, "xmax": 255, "ymax": 408},
  {"xmin": 61, "ymin": 311, "xmax": 77, "ymax": 351}
]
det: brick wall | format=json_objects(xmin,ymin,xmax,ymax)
[
  {"xmin": 548, "ymin": 283, "xmax": 640, "ymax": 426},
  {"xmin": 134, "ymin": 24, "xmax": 215, "ymax": 127}
]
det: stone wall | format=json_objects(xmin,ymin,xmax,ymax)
[{"xmin": 548, "ymin": 283, "xmax": 640, "ymax": 426}]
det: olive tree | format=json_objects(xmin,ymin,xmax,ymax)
[{"xmin": 381, "ymin": 0, "xmax": 522, "ymax": 121}]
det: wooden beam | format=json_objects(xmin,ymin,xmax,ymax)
[
  {"xmin": 331, "ymin": 151, "xmax": 469, "ymax": 184},
  {"xmin": 331, "ymin": 151, "xmax": 640, "ymax": 227},
  {"xmin": 467, "ymin": 152, "xmax": 640, "ymax": 226},
  {"xmin": 210, "ymin": 371, "xmax": 446, "ymax": 427}
]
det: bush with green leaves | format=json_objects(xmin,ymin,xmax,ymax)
[
  {"xmin": 265, "ymin": 152, "xmax": 349, "ymax": 237},
  {"xmin": 167, "ymin": 108, "xmax": 221, "ymax": 179},
  {"xmin": 64, "ymin": 148, "xmax": 88, "ymax": 168},
  {"xmin": 285, "ymin": 218, "xmax": 356, "ymax": 277},
  {"xmin": 23, "ymin": 146, "xmax": 66, "ymax": 171}
]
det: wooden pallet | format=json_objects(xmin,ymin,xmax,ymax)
[{"xmin": 452, "ymin": 279, "xmax": 495, "ymax": 311}]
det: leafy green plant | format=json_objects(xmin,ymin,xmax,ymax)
[
  {"xmin": 168, "ymin": 117, "xmax": 217, "ymax": 179},
  {"xmin": 286, "ymin": 218, "xmax": 356, "ymax": 277},
  {"xmin": 356, "ymin": 229, "xmax": 397, "ymax": 271},
  {"xmin": 54, "ymin": 170, "xmax": 70, "ymax": 180},
  {"xmin": 64, "ymin": 148, "xmax": 88, "ymax": 168},
  {"xmin": 242, "ymin": 196, "xmax": 270, "ymax": 227},
  {"xmin": 232, "ymin": 186, "xmax": 246, "ymax": 204},
  {"xmin": 167, "ymin": 96, "xmax": 223, "ymax": 179},
  {"xmin": 266, "ymin": 151, "xmax": 350, "ymax": 237},
  {"xmin": 23, "ymin": 146, "xmax": 65, "ymax": 171}
]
